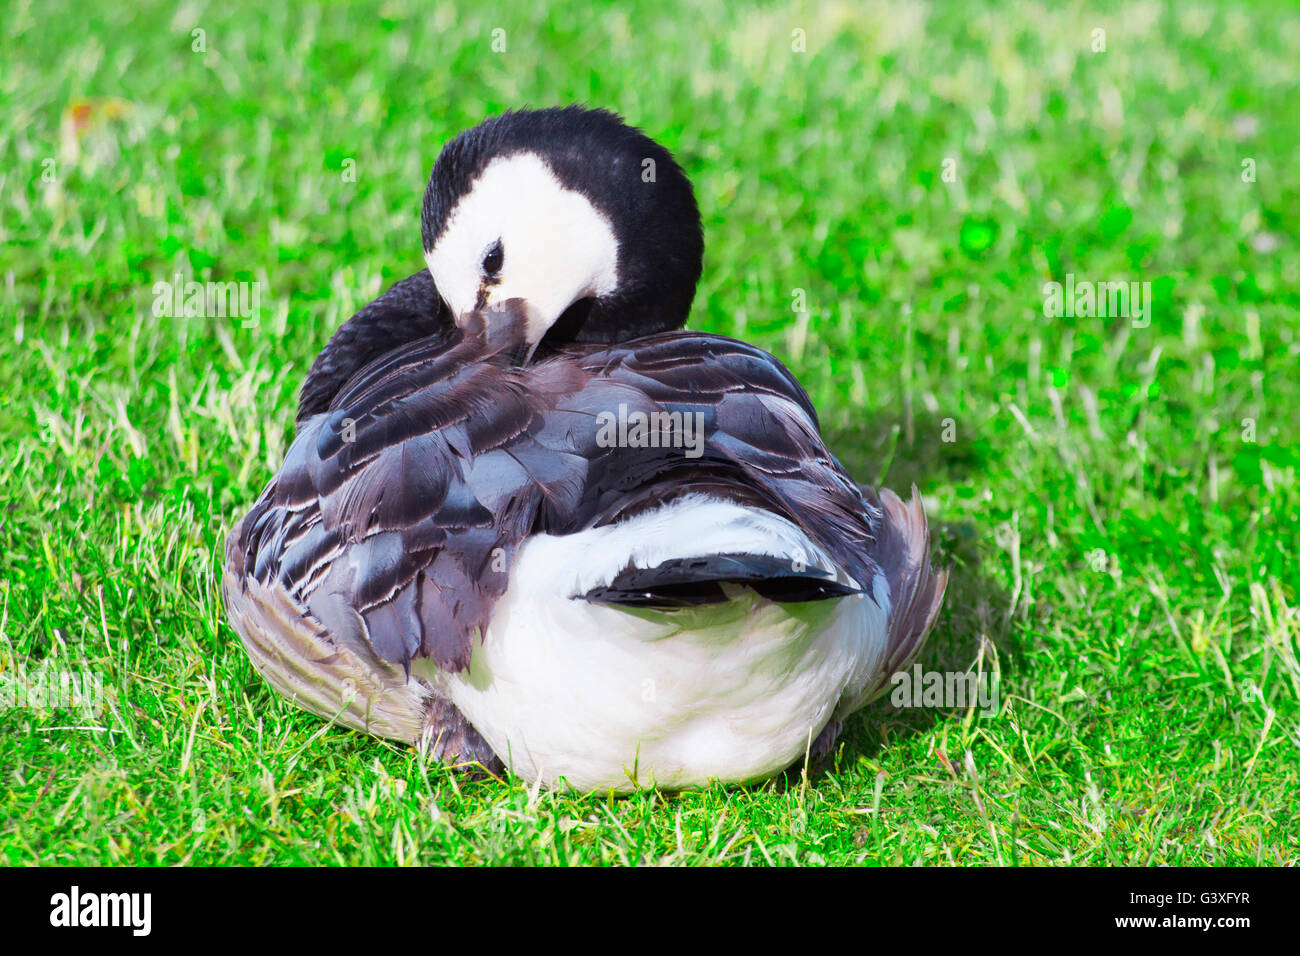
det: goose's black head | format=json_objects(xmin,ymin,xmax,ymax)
[{"xmin": 421, "ymin": 106, "xmax": 703, "ymax": 359}]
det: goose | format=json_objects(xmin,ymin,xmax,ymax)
[{"xmin": 223, "ymin": 107, "xmax": 947, "ymax": 792}]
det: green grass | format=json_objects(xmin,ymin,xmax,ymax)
[{"xmin": 2, "ymin": 0, "xmax": 1298, "ymax": 866}]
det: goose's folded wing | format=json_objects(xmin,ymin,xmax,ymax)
[
  {"xmin": 228, "ymin": 331, "xmax": 589, "ymax": 673},
  {"xmin": 296, "ymin": 269, "xmax": 451, "ymax": 424},
  {"xmin": 567, "ymin": 333, "xmax": 945, "ymax": 696},
  {"xmin": 562, "ymin": 332, "xmax": 884, "ymax": 591},
  {"xmin": 229, "ymin": 326, "xmax": 936, "ymax": 681}
]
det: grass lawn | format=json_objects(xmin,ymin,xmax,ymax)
[{"xmin": 2, "ymin": 0, "xmax": 1297, "ymax": 866}]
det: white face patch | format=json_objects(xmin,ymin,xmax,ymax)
[{"xmin": 425, "ymin": 152, "xmax": 620, "ymax": 345}]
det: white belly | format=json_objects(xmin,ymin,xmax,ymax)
[{"xmin": 414, "ymin": 496, "xmax": 890, "ymax": 791}]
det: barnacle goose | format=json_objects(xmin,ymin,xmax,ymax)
[{"xmin": 224, "ymin": 107, "xmax": 946, "ymax": 791}]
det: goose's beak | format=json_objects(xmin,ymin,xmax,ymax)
[
  {"xmin": 471, "ymin": 297, "xmax": 544, "ymax": 366},
  {"xmin": 480, "ymin": 295, "xmax": 567, "ymax": 366}
]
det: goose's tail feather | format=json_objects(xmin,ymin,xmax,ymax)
[
  {"xmin": 582, "ymin": 552, "xmax": 861, "ymax": 608},
  {"xmin": 859, "ymin": 484, "xmax": 948, "ymax": 704}
]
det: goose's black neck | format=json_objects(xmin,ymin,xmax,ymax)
[{"xmin": 296, "ymin": 270, "xmax": 451, "ymax": 423}]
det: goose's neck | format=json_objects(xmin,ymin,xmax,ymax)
[{"xmin": 297, "ymin": 270, "xmax": 451, "ymax": 423}]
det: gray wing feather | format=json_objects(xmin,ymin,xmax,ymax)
[{"xmin": 228, "ymin": 322, "xmax": 937, "ymax": 681}]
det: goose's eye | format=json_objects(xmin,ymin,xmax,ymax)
[{"xmin": 482, "ymin": 240, "xmax": 504, "ymax": 277}]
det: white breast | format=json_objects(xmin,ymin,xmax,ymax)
[{"xmin": 415, "ymin": 496, "xmax": 891, "ymax": 791}]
